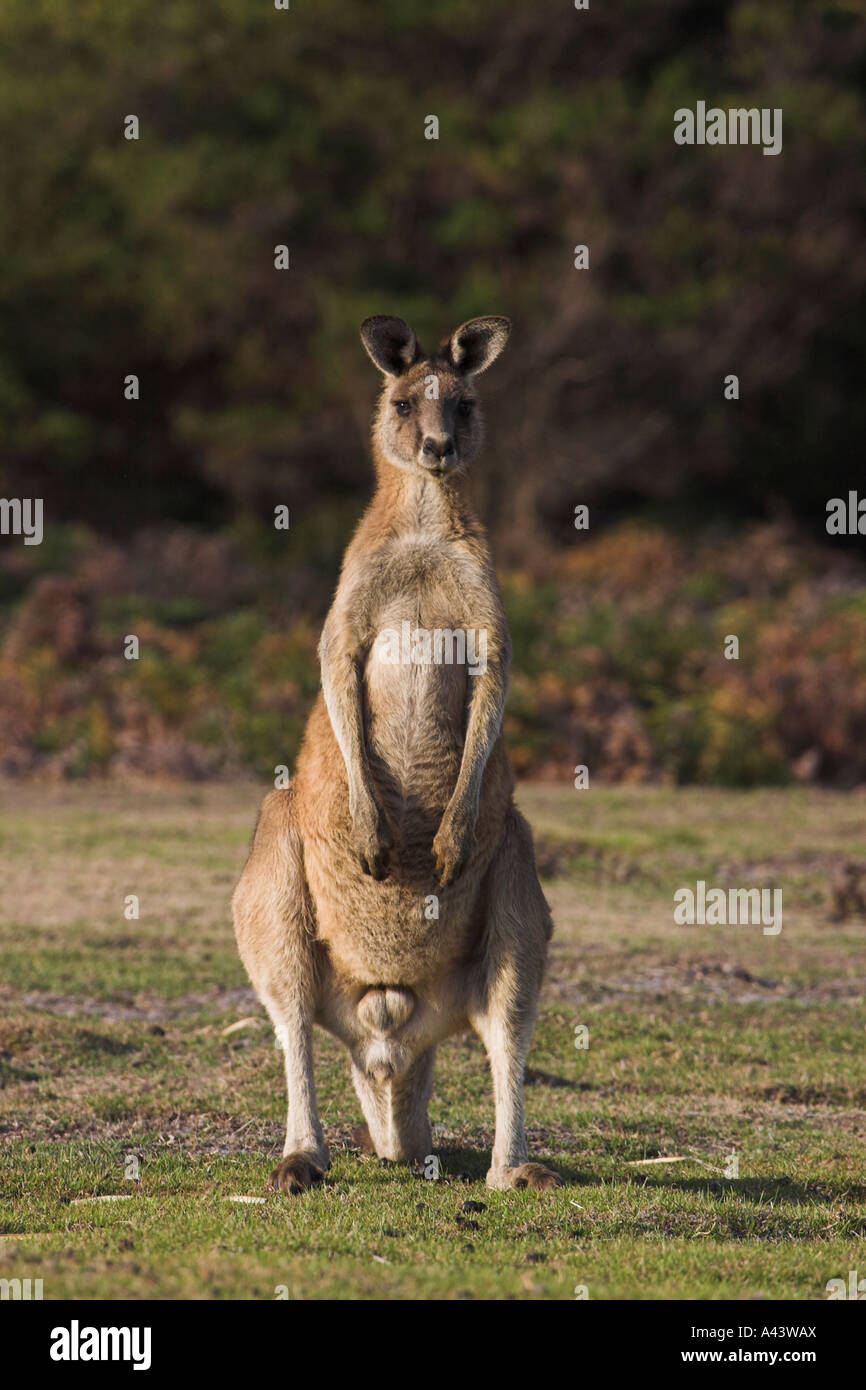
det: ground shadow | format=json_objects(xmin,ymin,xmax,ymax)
[
  {"xmin": 524, "ymin": 1068, "xmax": 591, "ymax": 1091},
  {"xmin": 621, "ymin": 1173, "xmax": 866, "ymax": 1205}
]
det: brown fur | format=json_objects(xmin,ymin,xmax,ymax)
[{"xmin": 233, "ymin": 315, "xmax": 558, "ymax": 1192}]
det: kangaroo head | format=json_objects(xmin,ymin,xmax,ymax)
[{"xmin": 360, "ymin": 314, "xmax": 510, "ymax": 478}]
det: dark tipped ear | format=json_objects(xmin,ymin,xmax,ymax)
[
  {"xmin": 446, "ymin": 316, "xmax": 511, "ymax": 376},
  {"xmin": 360, "ymin": 315, "xmax": 421, "ymax": 375}
]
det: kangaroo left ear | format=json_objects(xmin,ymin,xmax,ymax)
[{"xmin": 447, "ymin": 316, "xmax": 511, "ymax": 376}]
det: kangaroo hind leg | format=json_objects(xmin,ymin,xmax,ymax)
[
  {"xmin": 470, "ymin": 807, "xmax": 560, "ymax": 1191},
  {"xmin": 232, "ymin": 786, "xmax": 329, "ymax": 1194}
]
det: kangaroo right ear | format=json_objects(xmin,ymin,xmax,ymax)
[
  {"xmin": 360, "ymin": 316, "xmax": 421, "ymax": 375},
  {"xmin": 446, "ymin": 316, "xmax": 511, "ymax": 376}
]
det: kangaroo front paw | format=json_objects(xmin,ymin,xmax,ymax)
[
  {"xmin": 486, "ymin": 1161, "xmax": 561, "ymax": 1191},
  {"xmin": 270, "ymin": 1152, "xmax": 327, "ymax": 1195},
  {"xmin": 433, "ymin": 809, "xmax": 475, "ymax": 887},
  {"xmin": 351, "ymin": 806, "xmax": 391, "ymax": 880}
]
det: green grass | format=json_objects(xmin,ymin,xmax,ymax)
[{"xmin": 1, "ymin": 783, "xmax": 865, "ymax": 1299}]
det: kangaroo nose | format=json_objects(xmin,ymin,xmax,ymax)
[{"xmin": 422, "ymin": 435, "xmax": 455, "ymax": 461}]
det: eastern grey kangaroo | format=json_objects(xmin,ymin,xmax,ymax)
[{"xmin": 233, "ymin": 314, "xmax": 558, "ymax": 1192}]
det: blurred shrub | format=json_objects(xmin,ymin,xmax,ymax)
[
  {"xmin": 1, "ymin": 519, "xmax": 864, "ymax": 786},
  {"xmin": 0, "ymin": 0, "xmax": 864, "ymax": 550}
]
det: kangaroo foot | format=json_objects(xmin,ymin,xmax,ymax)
[
  {"xmin": 270, "ymin": 1152, "xmax": 327, "ymax": 1195},
  {"xmin": 486, "ymin": 1161, "xmax": 561, "ymax": 1191}
]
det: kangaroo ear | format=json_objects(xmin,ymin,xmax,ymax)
[
  {"xmin": 360, "ymin": 316, "xmax": 421, "ymax": 375},
  {"xmin": 447, "ymin": 316, "xmax": 511, "ymax": 376}
]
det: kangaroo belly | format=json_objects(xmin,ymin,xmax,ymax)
[
  {"xmin": 308, "ymin": 865, "xmax": 488, "ymax": 986},
  {"xmin": 363, "ymin": 630, "xmax": 468, "ymax": 822},
  {"xmin": 294, "ymin": 588, "xmax": 512, "ymax": 985}
]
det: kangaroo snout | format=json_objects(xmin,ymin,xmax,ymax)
[{"xmin": 421, "ymin": 434, "xmax": 456, "ymax": 470}]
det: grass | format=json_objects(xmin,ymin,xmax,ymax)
[{"xmin": 1, "ymin": 782, "xmax": 865, "ymax": 1299}]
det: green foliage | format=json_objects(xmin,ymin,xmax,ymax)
[{"xmin": 0, "ymin": 0, "xmax": 863, "ymax": 534}]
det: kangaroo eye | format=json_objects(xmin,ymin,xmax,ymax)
[
  {"xmin": 393, "ymin": 400, "xmax": 411, "ymax": 416},
  {"xmin": 457, "ymin": 399, "xmax": 475, "ymax": 418}
]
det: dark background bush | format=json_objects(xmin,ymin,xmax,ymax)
[{"xmin": 0, "ymin": 0, "xmax": 863, "ymax": 783}]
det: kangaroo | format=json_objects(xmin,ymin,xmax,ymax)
[{"xmin": 232, "ymin": 314, "xmax": 558, "ymax": 1193}]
